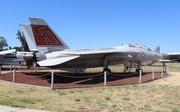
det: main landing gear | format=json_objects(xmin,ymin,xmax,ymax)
[
  {"xmin": 103, "ymin": 68, "xmax": 111, "ymax": 75},
  {"xmin": 124, "ymin": 62, "xmax": 143, "ymax": 73},
  {"xmin": 103, "ymin": 60, "xmax": 111, "ymax": 75},
  {"xmin": 162, "ymin": 62, "xmax": 167, "ymax": 72}
]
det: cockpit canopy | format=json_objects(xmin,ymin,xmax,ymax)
[{"xmin": 123, "ymin": 43, "xmax": 151, "ymax": 51}]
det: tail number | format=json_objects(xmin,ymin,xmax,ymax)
[{"xmin": 31, "ymin": 25, "xmax": 64, "ymax": 46}]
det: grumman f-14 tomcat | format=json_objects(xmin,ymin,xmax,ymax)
[
  {"xmin": 19, "ymin": 17, "xmax": 162, "ymax": 74},
  {"xmin": 0, "ymin": 49, "xmax": 26, "ymax": 66}
]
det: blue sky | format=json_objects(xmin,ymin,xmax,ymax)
[{"xmin": 0, "ymin": 0, "xmax": 180, "ymax": 52}]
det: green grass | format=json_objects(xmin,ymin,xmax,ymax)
[
  {"xmin": 0, "ymin": 63, "xmax": 180, "ymax": 111},
  {"xmin": 85, "ymin": 62, "xmax": 180, "ymax": 73},
  {"xmin": 0, "ymin": 82, "xmax": 180, "ymax": 111}
]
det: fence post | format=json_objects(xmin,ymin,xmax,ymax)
[
  {"xmin": 152, "ymin": 68, "xmax": 155, "ymax": 80},
  {"xmin": 13, "ymin": 69, "xmax": 16, "ymax": 83},
  {"xmin": 167, "ymin": 67, "xmax": 170, "ymax": 76},
  {"xmin": 33, "ymin": 62, "xmax": 36, "ymax": 72},
  {"xmin": 51, "ymin": 71, "xmax": 54, "ymax": 90},
  {"xmin": 161, "ymin": 69, "xmax": 163, "ymax": 77},
  {"xmin": 19, "ymin": 62, "xmax": 21, "ymax": 71},
  {"xmin": 0, "ymin": 66, "xmax": 1, "ymax": 75},
  {"xmin": 139, "ymin": 70, "xmax": 142, "ymax": 83},
  {"xmin": 104, "ymin": 71, "xmax": 107, "ymax": 86},
  {"xmin": 10, "ymin": 65, "xmax": 12, "ymax": 73},
  {"xmin": 19, "ymin": 65, "xmax": 21, "ymax": 71}
]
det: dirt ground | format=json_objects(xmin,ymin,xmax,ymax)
[{"xmin": 0, "ymin": 69, "xmax": 169, "ymax": 89}]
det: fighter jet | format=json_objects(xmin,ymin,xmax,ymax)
[
  {"xmin": 161, "ymin": 52, "xmax": 180, "ymax": 62},
  {"xmin": 19, "ymin": 17, "xmax": 162, "ymax": 74},
  {"xmin": 0, "ymin": 49, "xmax": 26, "ymax": 66}
]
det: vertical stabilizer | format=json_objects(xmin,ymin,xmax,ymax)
[
  {"xmin": 153, "ymin": 45, "xmax": 160, "ymax": 53},
  {"xmin": 20, "ymin": 17, "xmax": 69, "ymax": 52}
]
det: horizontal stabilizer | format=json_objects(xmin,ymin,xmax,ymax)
[
  {"xmin": 159, "ymin": 59, "xmax": 170, "ymax": 62},
  {"xmin": 17, "ymin": 52, "xmax": 33, "ymax": 54},
  {"xmin": 13, "ymin": 59, "xmax": 25, "ymax": 62},
  {"xmin": 37, "ymin": 56, "xmax": 80, "ymax": 66},
  {"xmin": 0, "ymin": 49, "xmax": 16, "ymax": 55},
  {"xmin": 168, "ymin": 53, "xmax": 180, "ymax": 56}
]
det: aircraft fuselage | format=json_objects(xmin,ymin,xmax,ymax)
[{"xmin": 44, "ymin": 46, "xmax": 162, "ymax": 69}]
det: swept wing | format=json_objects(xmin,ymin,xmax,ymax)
[
  {"xmin": 37, "ymin": 55, "xmax": 80, "ymax": 66},
  {"xmin": 37, "ymin": 49, "xmax": 141, "ymax": 66}
]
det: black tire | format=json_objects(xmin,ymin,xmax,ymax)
[
  {"xmin": 135, "ymin": 69, "xmax": 139, "ymax": 73},
  {"xmin": 27, "ymin": 66, "xmax": 30, "ymax": 69},
  {"xmin": 136, "ymin": 69, "xmax": 143, "ymax": 73},
  {"xmin": 103, "ymin": 68, "xmax": 111, "ymax": 75}
]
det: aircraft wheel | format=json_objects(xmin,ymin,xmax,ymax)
[
  {"xmin": 103, "ymin": 68, "xmax": 111, "ymax": 75},
  {"xmin": 27, "ymin": 66, "xmax": 30, "ymax": 69},
  {"xmin": 135, "ymin": 69, "xmax": 139, "ymax": 73},
  {"xmin": 136, "ymin": 69, "xmax": 143, "ymax": 73}
]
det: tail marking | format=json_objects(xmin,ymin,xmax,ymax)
[{"xmin": 31, "ymin": 25, "xmax": 64, "ymax": 46}]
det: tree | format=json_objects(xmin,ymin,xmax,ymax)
[
  {"xmin": 13, "ymin": 46, "xmax": 23, "ymax": 51},
  {"xmin": 0, "ymin": 36, "xmax": 8, "ymax": 51},
  {"xmin": 16, "ymin": 30, "xmax": 30, "ymax": 51}
]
